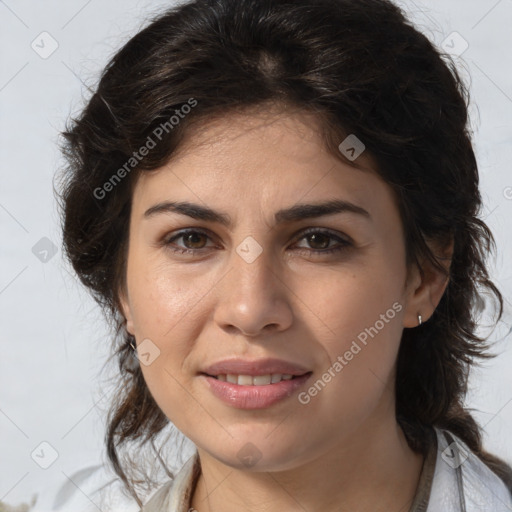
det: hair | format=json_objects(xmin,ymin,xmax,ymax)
[{"xmin": 55, "ymin": 0, "xmax": 512, "ymax": 506}]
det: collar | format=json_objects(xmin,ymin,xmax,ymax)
[
  {"xmin": 427, "ymin": 428, "xmax": 512, "ymax": 511},
  {"xmin": 141, "ymin": 427, "xmax": 512, "ymax": 512},
  {"xmin": 141, "ymin": 451, "xmax": 201, "ymax": 512}
]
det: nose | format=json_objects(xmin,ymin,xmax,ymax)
[{"xmin": 212, "ymin": 244, "xmax": 294, "ymax": 337}]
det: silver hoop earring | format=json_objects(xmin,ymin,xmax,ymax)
[
  {"xmin": 418, "ymin": 314, "xmax": 422, "ymax": 326},
  {"xmin": 129, "ymin": 338, "xmax": 136, "ymax": 350}
]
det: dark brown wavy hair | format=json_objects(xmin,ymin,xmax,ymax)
[{"xmin": 55, "ymin": 0, "xmax": 512, "ymax": 505}]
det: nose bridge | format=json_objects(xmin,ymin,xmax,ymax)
[
  {"xmin": 213, "ymin": 234, "xmax": 293, "ymax": 335},
  {"xmin": 233, "ymin": 237, "xmax": 274, "ymax": 296}
]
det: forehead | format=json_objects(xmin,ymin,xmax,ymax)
[
  {"xmin": 130, "ymin": 107, "xmax": 392, "ymax": 221},
  {"xmin": 165, "ymin": 105, "xmax": 378, "ymax": 170}
]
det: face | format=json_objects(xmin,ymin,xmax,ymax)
[{"xmin": 120, "ymin": 106, "xmax": 427, "ymax": 471}]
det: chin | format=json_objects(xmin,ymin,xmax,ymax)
[{"xmin": 199, "ymin": 435, "xmax": 309, "ymax": 472}]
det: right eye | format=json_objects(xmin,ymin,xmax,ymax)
[{"xmin": 162, "ymin": 229, "xmax": 217, "ymax": 255}]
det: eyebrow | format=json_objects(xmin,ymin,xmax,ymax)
[{"xmin": 143, "ymin": 199, "xmax": 371, "ymax": 227}]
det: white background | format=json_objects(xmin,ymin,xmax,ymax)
[{"xmin": 1, "ymin": 0, "xmax": 511, "ymax": 510}]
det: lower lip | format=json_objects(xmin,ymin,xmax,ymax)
[{"xmin": 200, "ymin": 373, "xmax": 312, "ymax": 409}]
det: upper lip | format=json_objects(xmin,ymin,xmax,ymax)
[{"xmin": 201, "ymin": 357, "xmax": 311, "ymax": 377}]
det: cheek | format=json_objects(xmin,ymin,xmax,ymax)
[
  {"xmin": 299, "ymin": 257, "xmax": 405, "ymax": 409},
  {"xmin": 127, "ymin": 252, "xmax": 210, "ymax": 340},
  {"xmin": 310, "ymin": 255, "xmax": 404, "ymax": 347},
  {"xmin": 125, "ymin": 256, "xmax": 212, "ymax": 397},
  {"xmin": 129, "ymin": 266, "xmax": 212, "ymax": 431},
  {"xmin": 296, "ymin": 298, "xmax": 403, "ymax": 448}
]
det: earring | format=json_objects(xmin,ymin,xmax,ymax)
[
  {"xmin": 418, "ymin": 314, "xmax": 422, "ymax": 326},
  {"xmin": 129, "ymin": 337, "xmax": 136, "ymax": 350}
]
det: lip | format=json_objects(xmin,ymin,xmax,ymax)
[
  {"xmin": 200, "ymin": 357, "xmax": 311, "ymax": 377},
  {"xmin": 200, "ymin": 372, "xmax": 313, "ymax": 409}
]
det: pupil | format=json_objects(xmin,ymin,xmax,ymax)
[
  {"xmin": 186, "ymin": 233, "xmax": 206, "ymax": 248},
  {"xmin": 309, "ymin": 233, "xmax": 329, "ymax": 249}
]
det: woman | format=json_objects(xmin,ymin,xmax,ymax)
[{"xmin": 56, "ymin": 0, "xmax": 512, "ymax": 510}]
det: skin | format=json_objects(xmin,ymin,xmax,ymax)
[{"xmin": 119, "ymin": 105, "xmax": 451, "ymax": 512}]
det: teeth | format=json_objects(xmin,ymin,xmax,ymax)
[
  {"xmin": 217, "ymin": 373, "xmax": 295, "ymax": 385},
  {"xmin": 253, "ymin": 375, "xmax": 271, "ymax": 385},
  {"xmin": 237, "ymin": 375, "xmax": 253, "ymax": 386}
]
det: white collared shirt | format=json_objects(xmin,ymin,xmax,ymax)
[{"xmin": 140, "ymin": 427, "xmax": 512, "ymax": 512}]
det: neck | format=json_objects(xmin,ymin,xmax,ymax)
[{"xmin": 190, "ymin": 418, "xmax": 424, "ymax": 512}]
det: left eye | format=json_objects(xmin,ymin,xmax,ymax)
[
  {"xmin": 293, "ymin": 229, "xmax": 351, "ymax": 254},
  {"xmin": 162, "ymin": 228, "xmax": 351, "ymax": 256}
]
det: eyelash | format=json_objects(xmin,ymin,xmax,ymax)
[{"xmin": 161, "ymin": 228, "xmax": 352, "ymax": 257}]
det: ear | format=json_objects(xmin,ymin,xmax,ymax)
[
  {"xmin": 402, "ymin": 238, "xmax": 453, "ymax": 328},
  {"xmin": 118, "ymin": 288, "xmax": 135, "ymax": 336}
]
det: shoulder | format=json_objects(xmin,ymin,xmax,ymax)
[
  {"xmin": 140, "ymin": 451, "xmax": 200, "ymax": 512},
  {"xmin": 429, "ymin": 427, "xmax": 512, "ymax": 512},
  {"xmin": 140, "ymin": 480, "xmax": 174, "ymax": 512}
]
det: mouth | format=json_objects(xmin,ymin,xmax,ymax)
[
  {"xmin": 201, "ymin": 372, "xmax": 312, "ymax": 386},
  {"xmin": 200, "ymin": 356, "xmax": 311, "ymax": 381},
  {"xmin": 199, "ymin": 371, "xmax": 313, "ymax": 409},
  {"xmin": 198, "ymin": 357, "xmax": 313, "ymax": 408}
]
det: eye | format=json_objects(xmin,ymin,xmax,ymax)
[
  {"xmin": 162, "ymin": 229, "xmax": 216, "ymax": 255},
  {"xmin": 161, "ymin": 227, "xmax": 352, "ymax": 257},
  {"xmin": 292, "ymin": 228, "xmax": 352, "ymax": 256}
]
